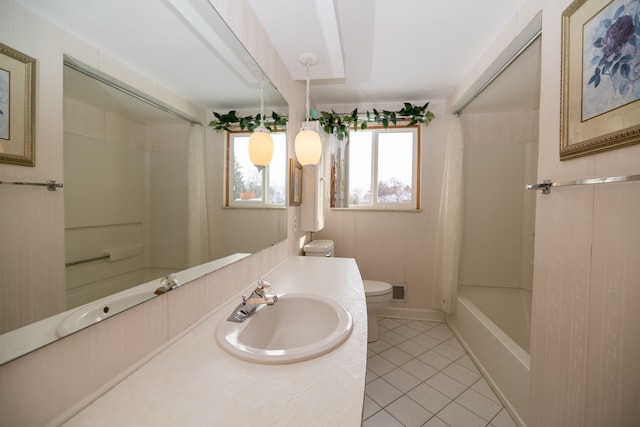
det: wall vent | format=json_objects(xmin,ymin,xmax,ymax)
[{"xmin": 391, "ymin": 283, "xmax": 407, "ymax": 302}]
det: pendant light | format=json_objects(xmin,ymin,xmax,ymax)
[
  {"xmin": 294, "ymin": 53, "xmax": 322, "ymax": 166},
  {"xmin": 248, "ymin": 76, "xmax": 274, "ymax": 172}
]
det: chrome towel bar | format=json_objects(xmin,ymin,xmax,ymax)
[
  {"xmin": 0, "ymin": 179, "xmax": 63, "ymax": 191},
  {"xmin": 527, "ymin": 174, "xmax": 640, "ymax": 194}
]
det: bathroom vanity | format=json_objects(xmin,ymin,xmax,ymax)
[{"xmin": 62, "ymin": 256, "xmax": 368, "ymax": 426}]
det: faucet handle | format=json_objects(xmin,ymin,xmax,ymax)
[{"xmin": 256, "ymin": 278, "xmax": 272, "ymax": 291}]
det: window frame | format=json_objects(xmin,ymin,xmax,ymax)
[
  {"xmin": 225, "ymin": 130, "xmax": 287, "ymax": 208},
  {"xmin": 338, "ymin": 124, "xmax": 421, "ymax": 211}
]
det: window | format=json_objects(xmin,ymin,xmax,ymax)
[
  {"xmin": 345, "ymin": 126, "xmax": 420, "ymax": 210},
  {"xmin": 226, "ymin": 131, "xmax": 286, "ymax": 207}
]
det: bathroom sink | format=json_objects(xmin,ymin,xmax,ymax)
[
  {"xmin": 56, "ymin": 290, "xmax": 153, "ymax": 337},
  {"xmin": 216, "ymin": 293, "xmax": 353, "ymax": 364}
]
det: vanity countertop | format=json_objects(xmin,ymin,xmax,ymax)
[{"xmin": 63, "ymin": 256, "xmax": 368, "ymax": 426}]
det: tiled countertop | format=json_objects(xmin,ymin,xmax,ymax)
[{"xmin": 63, "ymin": 256, "xmax": 368, "ymax": 426}]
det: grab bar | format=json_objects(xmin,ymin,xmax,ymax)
[
  {"xmin": 0, "ymin": 179, "xmax": 63, "ymax": 191},
  {"xmin": 527, "ymin": 174, "xmax": 640, "ymax": 194},
  {"xmin": 65, "ymin": 254, "xmax": 109, "ymax": 267}
]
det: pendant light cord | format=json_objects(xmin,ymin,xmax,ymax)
[
  {"xmin": 259, "ymin": 75, "xmax": 266, "ymax": 127},
  {"xmin": 304, "ymin": 60, "xmax": 311, "ymax": 122}
]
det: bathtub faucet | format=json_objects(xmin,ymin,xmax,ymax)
[
  {"xmin": 226, "ymin": 278, "xmax": 278, "ymax": 323},
  {"xmin": 154, "ymin": 274, "xmax": 180, "ymax": 295}
]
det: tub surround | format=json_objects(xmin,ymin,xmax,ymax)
[
  {"xmin": 448, "ymin": 292, "xmax": 530, "ymax": 426},
  {"xmin": 63, "ymin": 256, "xmax": 368, "ymax": 426}
]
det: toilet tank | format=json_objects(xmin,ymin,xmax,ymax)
[{"xmin": 303, "ymin": 240, "xmax": 334, "ymax": 257}]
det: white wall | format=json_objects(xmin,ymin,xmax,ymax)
[
  {"xmin": 314, "ymin": 100, "xmax": 449, "ymax": 316},
  {"xmin": 530, "ymin": 0, "xmax": 640, "ymax": 424}
]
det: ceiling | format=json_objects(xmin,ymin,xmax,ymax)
[
  {"xmin": 16, "ymin": 0, "xmax": 538, "ymax": 113},
  {"xmin": 247, "ymin": 0, "xmax": 533, "ymax": 107}
]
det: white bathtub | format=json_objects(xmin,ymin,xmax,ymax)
[{"xmin": 447, "ymin": 286, "xmax": 531, "ymax": 426}]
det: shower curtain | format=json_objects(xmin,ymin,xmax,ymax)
[
  {"xmin": 434, "ymin": 115, "xmax": 464, "ymax": 314},
  {"xmin": 187, "ymin": 124, "xmax": 210, "ymax": 267}
]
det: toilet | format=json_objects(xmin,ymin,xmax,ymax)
[{"xmin": 303, "ymin": 240, "xmax": 393, "ymax": 342}]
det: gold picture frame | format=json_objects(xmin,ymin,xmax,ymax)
[
  {"xmin": 560, "ymin": 0, "xmax": 640, "ymax": 160},
  {"xmin": 289, "ymin": 158, "xmax": 302, "ymax": 206},
  {"xmin": 0, "ymin": 43, "xmax": 36, "ymax": 166}
]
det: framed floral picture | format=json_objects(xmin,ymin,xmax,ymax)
[
  {"xmin": 560, "ymin": 0, "xmax": 640, "ymax": 160},
  {"xmin": 0, "ymin": 43, "xmax": 36, "ymax": 166}
]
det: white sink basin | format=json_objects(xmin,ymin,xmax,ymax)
[
  {"xmin": 216, "ymin": 293, "xmax": 353, "ymax": 364},
  {"xmin": 56, "ymin": 290, "xmax": 154, "ymax": 337}
]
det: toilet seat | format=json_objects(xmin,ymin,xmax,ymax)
[{"xmin": 363, "ymin": 280, "xmax": 392, "ymax": 296}]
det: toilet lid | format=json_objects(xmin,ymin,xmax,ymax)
[{"xmin": 363, "ymin": 280, "xmax": 392, "ymax": 296}]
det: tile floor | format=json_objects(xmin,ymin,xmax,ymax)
[{"xmin": 363, "ymin": 318, "xmax": 517, "ymax": 427}]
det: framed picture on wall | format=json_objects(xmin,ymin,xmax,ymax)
[
  {"xmin": 0, "ymin": 43, "xmax": 36, "ymax": 166},
  {"xmin": 289, "ymin": 158, "xmax": 302, "ymax": 206},
  {"xmin": 560, "ymin": 0, "xmax": 640, "ymax": 160}
]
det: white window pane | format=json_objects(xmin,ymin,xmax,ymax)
[
  {"xmin": 348, "ymin": 131, "xmax": 372, "ymax": 205},
  {"xmin": 377, "ymin": 132, "xmax": 413, "ymax": 203},
  {"xmin": 233, "ymin": 136, "xmax": 263, "ymax": 201},
  {"xmin": 268, "ymin": 133, "xmax": 286, "ymax": 205}
]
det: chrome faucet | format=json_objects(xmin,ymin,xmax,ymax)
[
  {"xmin": 154, "ymin": 274, "xmax": 180, "ymax": 295},
  {"xmin": 227, "ymin": 278, "xmax": 279, "ymax": 322}
]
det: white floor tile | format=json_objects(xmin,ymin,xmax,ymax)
[
  {"xmin": 368, "ymin": 339, "xmax": 392, "ymax": 354},
  {"xmin": 379, "ymin": 318, "xmax": 403, "ymax": 329},
  {"xmin": 456, "ymin": 354, "xmax": 480, "ymax": 373},
  {"xmin": 426, "ymin": 372, "xmax": 467, "ymax": 399},
  {"xmin": 423, "ymin": 416, "xmax": 450, "ymax": 427},
  {"xmin": 406, "ymin": 320, "xmax": 440, "ymax": 332},
  {"xmin": 379, "ymin": 347, "xmax": 413, "ymax": 366},
  {"xmin": 490, "ymin": 408, "xmax": 518, "ymax": 427},
  {"xmin": 386, "ymin": 396, "xmax": 433, "ymax": 427},
  {"xmin": 410, "ymin": 332, "xmax": 442, "ymax": 349},
  {"xmin": 438, "ymin": 401, "xmax": 487, "ymax": 427},
  {"xmin": 407, "ymin": 383, "xmax": 451, "ymax": 414},
  {"xmin": 366, "ymin": 378, "xmax": 403, "ymax": 407},
  {"xmin": 471, "ymin": 378, "xmax": 501, "ymax": 404},
  {"xmin": 442, "ymin": 362, "xmax": 482, "ymax": 386},
  {"xmin": 362, "ymin": 395, "xmax": 382, "ymax": 420},
  {"xmin": 432, "ymin": 341, "xmax": 466, "ymax": 361},
  {"xmin": 401, "ymin": 358, "xmax": 438, "ymax": 382},
  {"xmin": 417, "ymin": 350, "xmax": 454, "ymax": 370},
  {"xmin": 455, "ymin": 388, "xmax": 502, "ymax": 421},
  {"xmin": 367, "ymin": 354, "xmax": 396, "ymax": 376},
  {"xmin": 365, "ymin": 369, "xmax": 378, "ymax": 384},
  {"xmin": 379, "ymin": 330, "xmax": 405, "ymax": 346},
  {"xmin": 362, "ymin": 409, "xmax": 403, "ymax": 427},
  {"xmin": 382, "ymin": 367, "xmax": 421, "ymax": 393},
  {"xmin": 396, "ymin": 339, "xmax": 428, "ymax": 357},
  {"xmin": 394, "ymin": 324, "xmax": 422, "ymax": 339},
  {"xmin": 426, "ymin": 323, "xmax": 455, "ymax": 341},
  {"xmin": 364, "ymin": 319, "xmax": 518, "ymax": 427}
]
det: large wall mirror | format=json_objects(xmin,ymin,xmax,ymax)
[{"xmin": 1, "ymin": 0, "xmax": 288, "ymax": 365}]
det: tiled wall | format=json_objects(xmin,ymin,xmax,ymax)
[{"xmin": 459, "ymin": 111, "xmax": 538, "ymax": 291}]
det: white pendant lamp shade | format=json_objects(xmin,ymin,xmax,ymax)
[
  {"xmin": 295, "ymin": 52, "xmax": 321, "ymax": 166},
  {"xmin": 248, "ymin": 128, "xmax": 274, "ymax": 170},
  {"xmin": 295, "ymin": 126, "xmax": 321, "ymax": 166}
]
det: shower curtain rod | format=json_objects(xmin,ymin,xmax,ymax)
[
  {"xmin": 454, "ymin": 30, "xmax": 542, "ymax": 116},
  {"xmin": 64, "ymin": 60, "xmax": 201, "ymax": 126}
]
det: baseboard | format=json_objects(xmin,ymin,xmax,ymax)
[{"xmin": 378, "ymin": 307, "xmax": 446, "ymax": 322}]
